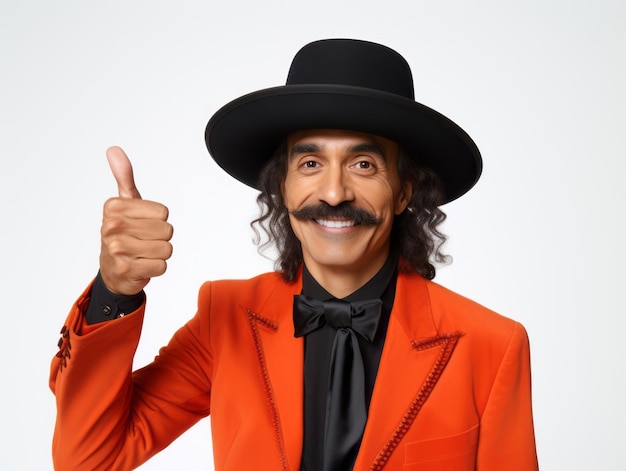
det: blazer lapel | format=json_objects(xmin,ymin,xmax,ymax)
[
  {"xmin": 355, "ymin": 273, "xmax": 462, "ymax": 470},
  {"xmin": 244, "ymin": 275, "xmax": 304, "ymax": 471}
]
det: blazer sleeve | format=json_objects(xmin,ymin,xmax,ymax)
[
  {"xmin": 476, "ymin": 322, "xmax": 539, "ymax": 470},
  {"xmin": 50, "ymin": 281, "xmax": 214, "ymax": 471}
]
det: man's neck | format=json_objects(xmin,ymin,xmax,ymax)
[{"xmin": 303, "ymin": 255, "xmax": 393, "ymax": 299}]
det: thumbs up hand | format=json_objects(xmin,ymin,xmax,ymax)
[{"xmin": 99, "ymin": 146, "xmax": 173, "ymax": 295}]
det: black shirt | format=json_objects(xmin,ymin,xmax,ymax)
[{"xmin": 299, "ymin": 258, "xmax": 397, "ymax": 471}]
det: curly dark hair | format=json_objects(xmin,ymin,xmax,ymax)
[{"xmin": 251, "ymin": 141, "xmax": 450, "ymax": 281}]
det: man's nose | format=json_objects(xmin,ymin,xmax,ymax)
[{"xmin": 318, "ymin": 166, "xmax": 355, "ymax": 207}]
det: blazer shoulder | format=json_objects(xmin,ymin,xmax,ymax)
[
  {"xmin": 413, "ymin": 278, "xmax": 532, "ymax": 377},
  {"xmin": 197, "ymin": 271, "xmax": 301, "ymax": 315},
  {"xmin": 421, "ymin": 277, "xmax": 524, "ymax": 338}
]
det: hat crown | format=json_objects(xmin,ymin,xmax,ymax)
[{"xmin": 286, "ymin": 39, "xmax": 415, "ymax": 100}]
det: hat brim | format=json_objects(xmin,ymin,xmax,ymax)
[{"xmin": 205, "ymin": 84, "xmax": 482, "ymax": 204}]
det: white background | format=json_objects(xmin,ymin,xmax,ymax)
[{"xmin": 1, "ymin": 0, "xmax": 623, "ymax": 469}]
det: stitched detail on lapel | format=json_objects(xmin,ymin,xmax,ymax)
[
  {"xmin": 246, "ymin": 309, "xmax": 289, "ymax": 471},
  {"xmin": 247, "ymin": 309, "xmax": 279, "ymax": 331},
  {"xmin": 369, "ymin": 332, "xmax": 464, "ymax": 470},
  {"xmin": 410, "ymin": 332, "xmax": 464, "ymax": 351}
]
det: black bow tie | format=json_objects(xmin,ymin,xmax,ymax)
[
  {"xmin": 293, "ymin": 295, "xmax": 382, "ymax": 341},
  {"xmin": 293, "ymin": 294, "xmax": 383, "ymax": 471}
]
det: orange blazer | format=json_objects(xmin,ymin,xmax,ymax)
[{"xmin": 50, "ymin": 271, "xmax": 538, "ymax": 470}]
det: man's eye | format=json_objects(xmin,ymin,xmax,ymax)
[
  {"xmin": 357, "ymin": 161, "xmax": 372, "ymax": 169},
  {"xmin": 304, "ymin": 161, "xmax": 318, "ymax": 168}
]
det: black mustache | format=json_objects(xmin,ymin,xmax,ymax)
[{"xmin": 288, "ymin": 202, "xmax": 382, "ymax": 226}]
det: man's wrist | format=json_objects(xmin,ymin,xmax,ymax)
[{"xmin": 85, "ymin": 271, "xmax": 145, "ymax": 325}]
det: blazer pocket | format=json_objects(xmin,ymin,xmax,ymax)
[{"xmin": 403, "ymin": 425, "xmax": 479, "ymax": 471}]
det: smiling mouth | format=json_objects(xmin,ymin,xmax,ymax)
[{"xmin": 315, "ymin": 218, "xmax": 357, "ymax": 228}]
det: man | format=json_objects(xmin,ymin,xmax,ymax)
[{"xmin": 50, "ymin": 39, "xmax": 538, "ymax": 470}]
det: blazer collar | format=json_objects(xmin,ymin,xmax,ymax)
[
  {"xmin": 355, "ymin": 272, "xmax": 463, "ymax": 469},
  {"xmin": 245, "ymin": 270, "xmax": 461, "ymax": 471},
  {"xmin": 242, "ymin": 272, "xmax": 303, "ymax": 470}
]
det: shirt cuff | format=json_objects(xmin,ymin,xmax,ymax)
[{"xmin": 85, "ymin": 272, "xmax": 146, "ymax": 325}]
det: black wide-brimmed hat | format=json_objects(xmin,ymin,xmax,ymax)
[{"xmin": 205, "ymin": 39, "xmax": 482, "ymax": 204}]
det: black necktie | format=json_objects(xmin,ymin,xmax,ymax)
[{"xmin": 293, "ymin": 295, "xmax": 383, "ymax": 471}]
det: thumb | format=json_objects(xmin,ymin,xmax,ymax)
[{"xmin": 106, "ymin": 146, "xmax": 142, "ymax": 199}]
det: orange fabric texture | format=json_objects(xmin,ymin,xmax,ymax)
[{"xmin": 50, "ymin": 271, "xmax": 538, "ymax": 470}]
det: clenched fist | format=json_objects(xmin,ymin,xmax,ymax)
[{"xmin": 99, "ymin": 146, "xmax": 173, "ymax": 295}]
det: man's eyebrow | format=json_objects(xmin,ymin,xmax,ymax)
[
  {"xmin": 349, "ymin": 142, "xmax": 386, "ymax": 158},
  {"xmin": 289, "ymin": 143, "xmax": 321, "ymax": 158}
]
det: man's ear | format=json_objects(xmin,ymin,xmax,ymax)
[{"xmin": 395, "ymin": 180, "xmax": 413, "ymax": 215}]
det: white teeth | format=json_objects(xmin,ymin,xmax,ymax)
[{"xmin": 316, "ymin": 219, "xmax": 356, "ymax": 228}]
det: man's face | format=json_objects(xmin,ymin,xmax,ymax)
[{"xmin": 283, "ymin": 129, "xmax": 411, "ymax": 289}]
